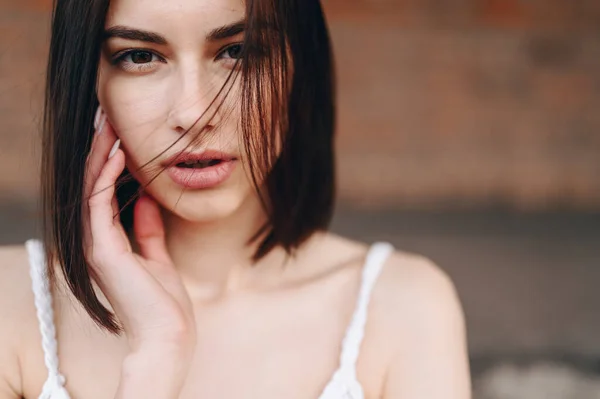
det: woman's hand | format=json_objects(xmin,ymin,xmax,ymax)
[{"xmin": 83, "ymin": 106, "xmax": 196, "ymax": 357}]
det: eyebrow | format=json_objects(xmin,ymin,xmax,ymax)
[
  {"xmin": 103, "ymin": 26, "xmax": 167, "ymax": 45},
  {"xmin": 207, "ymin": 19, "xmax": 246, "ymax": 41},
  {"xmin": 103, "ymin": 19, "xmax": 246, "ymax": 45}
]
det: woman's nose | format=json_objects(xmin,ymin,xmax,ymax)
[{"xmin": 167, "ymin": 69, "xmax": 221, "ymax": 135}]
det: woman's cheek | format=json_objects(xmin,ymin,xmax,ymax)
[
  {"xmin": 103, "ymin": 77, "xmax": 170, "ymax": 148},
  {"xmin": 96, "ymin": 65, "xmax": 175, "ymax": 184}
]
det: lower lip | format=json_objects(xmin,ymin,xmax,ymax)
[{"xmin": 166, "ymin": 160, "xmax": 237, "ymax": 189}]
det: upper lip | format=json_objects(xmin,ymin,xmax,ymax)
[{"xmin": 162, "ymin": 150, "xmax": 237, "ymax": 167}]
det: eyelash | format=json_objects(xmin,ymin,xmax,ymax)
[{"xmin": 111, "ymin": 43, "xmax": 244, "ymax": 73}]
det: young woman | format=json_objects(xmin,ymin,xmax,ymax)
[{"xmin": 0, "ymin": 0, "xmax": 470, "ymax": 398}]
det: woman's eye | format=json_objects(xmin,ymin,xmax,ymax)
[
  {"xmin": 218, "ymin": 44, "xmax": 244, "ymax": 61},
  {"xmin": 113, "ymin": 50, "xmax": 163, "ymax": 72},
  {"xmin": 127, "ymin": 50, "xmax": 155, "ymax": 64}
]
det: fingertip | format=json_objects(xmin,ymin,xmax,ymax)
[
  {"xmin": 134, "ymin": 191, "xmax": 155, "ymax": 213},
  {"xmin": 102, "ymin": 118, "xmax": 117, "ymax": 138},
  {"xmin": 108, "ymin": 139, "xmax": 121, "ymax": 159},
  {"xmin": 96, "ymin": 116, "xmax": 117, "ymax": 143},
  {"xmin": 134, "ymin": 192, "xmax": 164, "ymax": 238},
  {"xmin": 101, "ymin": 148, "xmax": 126, "ymax": 185},
  {"xmin": 138, "ymin": 190, "xmax": 148, "ymax": 201},
  {"xmin": 94, "ymin": 105, "xmax": 103, "ymax": 130},
  {"xmin": 108, "ymin": 147, "xmax": 124, "ymax": 166},
  {"xmin": 96, "ymin": 113, "xmax": 107, "ymax": 135},
  {"xmin": 135, "ymin": 191, "xmax": 151, "ymax": 210}
]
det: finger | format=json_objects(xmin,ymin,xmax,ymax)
[
  {"xmin": 89, "ymin": 147, "xmax": 129, "ymax": 254},
  {"xmin": 134, "ymin": 194, "xmax": 171, "ymax": 265},
  {"xmin": 84, "ymin": 111, "xmax": 118, "ymax": 246},
  {"xmin": 84, "ymin": 109, "xmax": 119, "ymax": 201},
  {"xmin": 113, "ymin": 193, "xmax": 133, "ymax": 253},
  {"xmin": 84, "ymin": 106, "xmax": 105, "ymax": 199},
  {"xmin": 84, "ymin": 107, "xmax": 111, "ymax": 253},
  {"xmin": 133, "ymin": 195, "xmax": 193, "ymax": 314}
]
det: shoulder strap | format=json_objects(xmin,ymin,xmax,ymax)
[
  {"xmin": 25, "ymin": 239, "xmax": 70, "ymax": 399},
  {"xmin": 336, "ymin": 242, "xmax": 394, "ymax": 377}
]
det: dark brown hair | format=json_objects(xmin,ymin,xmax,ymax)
[{"xmin": 42, "ymin": 0, "xmax": 336, "ymax": 333}]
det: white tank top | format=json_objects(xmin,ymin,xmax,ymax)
[{"xmin": 26, "ymin": 239, "xmax": 394, "ymax": 399}]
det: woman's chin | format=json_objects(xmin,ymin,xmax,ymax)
[
  {"xmin": 152, "ymin": 188, "xmax": 253, "ymax": 224},
  {"xmin": 138, "ymin": 170, "xmax": 263, "ymax": 225}
]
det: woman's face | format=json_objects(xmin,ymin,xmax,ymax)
[{"xmin": 97, "ymin": 0, "xmax": 256, "ymax": 223}]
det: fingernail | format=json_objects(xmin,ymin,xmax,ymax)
[
  {"xmin": 94, "ymin": 105, "xmax": 103, "ymax": 130},
  {"xmin": 96, "ymin": 113, "xmax": 107, "ymax": 136},
  {"xmin": 108, "ymin": 139, "xmax": 121, "ymax": 159}
]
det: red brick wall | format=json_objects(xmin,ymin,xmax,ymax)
[
  {"xmin": 323, "ymin": 0, "xmax": 600, "ymax": 209},
  {"xmin": 1, "ymin": 0, "xmax": 599, "ymax": 210}
]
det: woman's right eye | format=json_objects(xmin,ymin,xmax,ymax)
[{"xmin": 112, "ymin": 49, "xmax": 165, "ymax": 73}]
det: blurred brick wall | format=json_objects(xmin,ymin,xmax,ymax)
[
  {"xmin": 0, "ymin": 0, "xmax": 48, "ymax": 202},
  {"xmin": 1, "ymin": 0, "xmax": 599, "ymax": 210},
  {"xmin": 324, "ymin": 0, "xmax": 600, "ymax": 210}
]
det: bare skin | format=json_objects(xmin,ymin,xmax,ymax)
[
  {"xmin": 0, "ymin": 0, "xmax": 471, "ymax": 397},
  {"xmin": 0, "ymin": 234, "xmax": 469, "ymax": 398}
]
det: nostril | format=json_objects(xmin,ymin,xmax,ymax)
[{"xmin": 175, "ymin": 122, "xmax": 215, "ymax": 136}]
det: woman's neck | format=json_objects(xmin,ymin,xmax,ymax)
[{"xmin": 161, "ymin": 194, "xmax": 287, "ymax": 300}]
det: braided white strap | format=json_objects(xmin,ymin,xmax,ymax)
[{"xmin": 26, "ymin": 239, "xmax": 71, "ymax": 399}]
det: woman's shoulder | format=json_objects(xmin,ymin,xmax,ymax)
[
  {"xmin": 0, "ymin": 243, "xmax": 39, "ymax": 398},
  {"xmin": 354, "ymin": 237, "xmax": 469, "ymax": 388},
  {"xmin": 375, "ymin": 246, "xmax": 465, "ymax": 336},
  {"xmin": 322, "ymin": 233, "xmax": 458, "ymax": 293},
  {"xmin": 0, "ymin": 243, "xmax": 36, "ymax": 321},
  {"xmin": 375, "ymin": 242, "xmax": 461, "ymax": 311},
  {"xmin": 325, "ymin": 233, "xmax": 469, "ymax": 392},
  {"xmin": 325, "ymin": 232, "xmax": 466, "ymax": 345}
]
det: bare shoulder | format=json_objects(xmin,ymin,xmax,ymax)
[
  {"xmin": 0, "ymin": 244, "xmax": 38, "ymax": 398},
  {"xmin": 312, "ymin": 232, "xmax": 464, "ymax": 322},
  {"xmin": 321, "ymin": 233, "xmax": 468, "ymax": 351},
  {"xmin": 373, "ymin": 247, "xmax": 471, "ymax": 397},
  {"xmin": 319, "ymin": 233, "xmax": 460, "ymax": 299},
  {"xmin": 378, "ymin": 248, "xmax": 463, "ymax": 318},
  {"xmin": 373, "ymin": 247, "xmax": 467, "ymax": 343},
  {"xmin": 318, "ymin": 232, "xmax": 465, "ymax": 321},
  {"xmin": 0, "ymin": 243, "xmax": 36, "ymax": 327}
]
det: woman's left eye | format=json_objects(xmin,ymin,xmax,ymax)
[{"xmin": 217, "ymin": 44, "xmax": 244, "ymax": 61}]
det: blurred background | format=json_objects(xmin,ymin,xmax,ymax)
[{"xmin": 1, "ymin": 0, "xmax": 599, "ymax": 397}]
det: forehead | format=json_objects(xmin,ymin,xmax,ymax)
[{"xmin": 106, "ymin": 0, "xmax": 245, "ymax": 37}]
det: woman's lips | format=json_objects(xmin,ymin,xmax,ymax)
[
  {"xmin": 163, "ymin": 150, "xmax": 238, "ymax": 189},
  {"xmin": 162, "ymin": 150, "xmax": 237, "ymax": 166}
]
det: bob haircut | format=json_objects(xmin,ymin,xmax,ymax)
[{"xmin": 42, "ymin": 0, "xmax": 336, "ymax": 333}]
